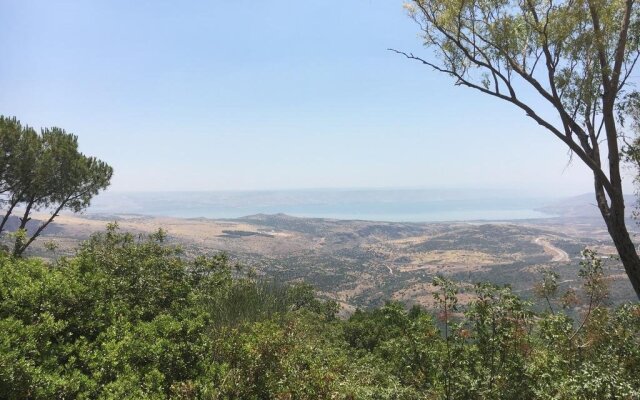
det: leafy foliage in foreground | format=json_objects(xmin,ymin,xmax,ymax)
[{"xmin": 0, "ymin": 226, "xmax": 639, "ymax": 399}]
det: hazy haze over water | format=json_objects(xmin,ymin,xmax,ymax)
[{"xmin": 88, "ymin": 189, "xmax": 558, "ymax": 222}]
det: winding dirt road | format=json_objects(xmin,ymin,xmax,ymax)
[{"xmin": 535, "ymin": 237, "xmax": 570, "ymax": 263}]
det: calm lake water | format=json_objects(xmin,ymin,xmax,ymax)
[{"xmin": 88, "ymin": 189, "xmax": 558, "ymax": 222}]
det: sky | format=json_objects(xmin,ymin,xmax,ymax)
[{"xmin": 0, "ymin": 0, "xmax": 604, "ymax": 196}]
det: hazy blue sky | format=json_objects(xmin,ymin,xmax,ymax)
[{"xmin": 0, "ymin": 0, "xmax": 602, "ymax": 195}]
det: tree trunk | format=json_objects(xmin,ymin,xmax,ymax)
[
  {"xmin": 0, "ymin": 197, "xmax": 19, "ymax": 234},
  {"xmin": 16, "ymin": 199, "xmax": 68, "ymax": 257},
  {"xmin": 596, "ymin": 191, "xmax": 640, "ymax": 299},
  {"xmin": 13, "ymin": 198, "xmax": 34, "ymax": 256},
  {"xmin": 609, "ymin": 225, "xmax": 640, "ymax": 299}
]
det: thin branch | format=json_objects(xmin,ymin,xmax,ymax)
[{"xmin": 389, "ymin": 47, "xmax": 615, "ymax": 195}]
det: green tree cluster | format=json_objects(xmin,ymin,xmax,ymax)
[
  {"xmin": 0, "ymin": 226, "xmax": 638, "ymax": 399},
  {"xmin": 0, "ymin": 116, "xmax": 112, "ymax": 256}
]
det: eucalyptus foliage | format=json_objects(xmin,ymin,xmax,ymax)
[{"xmin": 399, "ymin": 0, "xmax": 640, "ymax": 299}]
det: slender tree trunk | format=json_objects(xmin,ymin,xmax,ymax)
[
  {"xmin": 0, "ymin": 197, "xmax": 19, "ymax": 234},
  {"xmin": 15, "ymin": 199, "xmax": 68, "ymax": 256},
  {"xmin": 595, "ymin": 84, "xmax": 640, "ymax": 299},
  {"xmin": 17, "ymin": 198, "xmax": 33, "ymax": 230},
  {"xmin": 13, "ymin": 198, "xmax": 34, "ymax": 256},
  {"xmin": 595, "ymin": 187, "xmax": 640, "ymax": 299},
  {"xmin": 608, "ymin": 222, "xmax": 640, "ymax": 299}
]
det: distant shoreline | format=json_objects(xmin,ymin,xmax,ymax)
[
  {"xmin": 85, "ymin": 189, "xmax": 565, "ymax": 223},
  {"xmin": 81, "ymin": 210, "xmax": 558, "ymax": 225}
]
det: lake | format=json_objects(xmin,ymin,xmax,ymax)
[{"xmin": 87, "ymin": 189, "xmax": 558, "ymax": 222}]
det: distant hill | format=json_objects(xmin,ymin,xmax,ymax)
[
  {"xmin": 1, "ymin": 215, "xmax": 63, "ymax": 234},
  {"xmin": 537, "ymin": 193, "xmax": 636, "ymax": 219},
  {"xmin": 87, "ymin": 189, "xmax": 553, "ymax": 222}
]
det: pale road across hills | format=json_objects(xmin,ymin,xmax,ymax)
[{"xmin": 535, "ymin": 237, "xmax": 571, "ymax": 263}]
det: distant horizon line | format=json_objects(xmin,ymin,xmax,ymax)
[{"xmin": 99, "ymin": 186, "xmax": 592, "ymax": 197}]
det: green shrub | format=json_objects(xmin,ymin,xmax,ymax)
[{"xmin": 0, "ymin": 226, "xmax": 638, "ymax": 399}]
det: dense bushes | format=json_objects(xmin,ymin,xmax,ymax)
[{"xmin": 0, "ymin": 226, "xmax": 639, "ymax": 399}]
